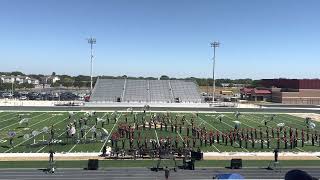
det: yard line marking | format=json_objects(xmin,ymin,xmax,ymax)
[
  {"xmin": 0, "ymin": 116, "xmax": 19, "ymax": 123},
  {"xmin": 224, "ymin": 114, "xmax": 255, "ymax": 128},
  {"xmin": 99, "ymin": 113, "xmax": 122, "ymax": 152},
  {"xmin": 154, "ymin": 129, "xmax": 160, "ymax": 147},
  {"xmin": 278, "ymin": 114, "xmax": 311, "ymax": 128},
  {"xmin": 296, "ymin": 147, "xmax": 305, "ymax": 152},
  {"xmin": 35, "ymin": 113, "xmax": 79, "ymax": 153},
  {"xmin": 198, "ymin": 116, "xmax": 249, "ymax": 152},
  {"xmin": 249, "ymin": 114, "xmax": 307, "ymax": 133},
  {"xmin": 68, "ymin": 113, "xmax": 108, "ymax": 153},
  {"xmin": 4, "ymin": 115, "xmax": 57, "ymax": 153},
  {"xmin": 0, "ymin": 112, "xmax": 14, "ymax": 119},
  {"xmin": 0, "ymin": 113, "xmax": 47, "ymax": 131}
]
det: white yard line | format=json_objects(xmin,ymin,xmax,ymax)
[
  {"xmin": 4, "ymin": 115, "xmax": 58, "ymax": 153},
  {"xmin": 68, "ymin": 113, "xmax": 109, "ymax": 153},
  {"xmin": 0, "ymin": 116, "xmax": 19, "ymax": 123},
  {"xmin": 99, "ymin": 113, "xmax": 122, "ymax": 152},
  {"xmin": 154, "ymin": 129, "xmax": 160, "ymax": 147},
  {"xmin": 36, "ymin": 113, "xmax": 79, "ymax": 153},
  {"xmin": 278, "ymin": 114, "xmax": 308, "ymax": 128},
  {"xmin": 224, "ymin": 114, "xmax": 255, "ymax": 129},
  {"xmin": 198, "ymin": 116, "xmax": 249, "ymax": 152},
  {"xmin": 0, "ymin": 113, "xmax": 47, "ymax": 131},
  {"xmin": 0, "ymin": 112, "xmax": 14, "ymax": 119}
]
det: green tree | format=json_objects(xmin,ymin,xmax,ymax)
[{"xmin": 160, "ymin": 75, "xmax": 169, "ymax": 80}]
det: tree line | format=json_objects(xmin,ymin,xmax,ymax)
[{"xmin": 0, "ymin": 71, "xmax": 261, "ymax": 90}]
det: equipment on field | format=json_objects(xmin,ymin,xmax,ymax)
[
  {"xmin": 8, "ymin": 131, "xmax": 16, "ymax": 138},
  {"xmin": 191, "ymin": 151, "xmax": 203, "ymax": 161},
  {"xmin": 230, "ymin": 159, "xmax": 242, "ymax": 169},
  {"xmin": 87, "ymin": 159, "xmax": 99, "ymax": 170}
]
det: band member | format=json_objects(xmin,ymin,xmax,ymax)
[
  {"xmin": 225, "ymin": 136, "xmax": 228, "ymax": 146},
  {"xmin": 254, "ymin": 128, "xmax": 257, "ymax": 139},
  {"xmin": 230, "ymin": 135, "xmax": 233, "ymax": 146},
  {"xmin": 274, "ymin": 148, "xmax": 279, "ymax": 162},
  {"xmin": 271, "ymin": 128, "xmax": 274, "ymax": 138},
  {"xmin": 122, "ymin": 139, "xmax": 125, "ymax": 149},
  {"xmin": 284, "ymin": 137, "xmax": 288, "ymax": 149},
  {"xmin": 312, "ymin": 134, "xmax": 315, "ymax": 146},
  {"xmin": 144, "ymin": 138, "xmax": 148, "ymax": 149},
  {"xmin": 251, "ymin": 137, "xmax": 255, "ymax": 148},
  {"xmin": 245, "ymin": 137, "xmax": 248, "ymax": 148},
  {"xmin": 80, "ymin": 128, "xmax": 85, "ymax": 138},
  {"xmin": 49, "ymin": 149, "xmax": 55, "ymax": 163},
  {"xmin": 186, "ymin": 137, "xmax": 190, "ymax": 148}
]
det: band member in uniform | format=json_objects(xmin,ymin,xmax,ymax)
[
  {"xmin": 271, "ymin": 128, "xmax": 274, "ymax": 138},
  {"xmin": 284, "ymin": 137, "xmax": 288, "ymax": 149},
  {"xmin": 245, "ymin": 137, "xmax": 248, "ymax": 148}
]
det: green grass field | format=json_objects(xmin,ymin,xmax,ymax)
[{"xmin": 0, "ymin": 111, "xmax": 319, "ymax": 153}]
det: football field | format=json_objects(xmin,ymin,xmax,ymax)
[{"xmin": 0, "ymin": 111, "xmax": 319, "ymax": 153}]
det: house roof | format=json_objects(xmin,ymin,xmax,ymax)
[
  {"xmin": 252, "ymin": 89, "xmax": 271, "ymax": 95},
  {"xmin": 240, "ymin": 88, "xmax": 254, "ymax": 94}
]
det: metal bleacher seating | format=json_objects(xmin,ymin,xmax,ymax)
[
  {"xmin": 90, "ymin": 78, "xmax": 201, "ymax": 103},
  {"xmin": 170, "ymin": 80, "xmax": 202, "ymax": 103},
  {"xmin": 149, "ymin": 80, "xmax": 173, "ymax": 103},
  {"xmin": 123, "ymin": 79, "xmax": 148, "ymax": 102},
  {"xmin": 90, "ymin": 78, "xmax": 125, "ymax": 102}
]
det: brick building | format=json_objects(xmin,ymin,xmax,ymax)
[{"xmin": 261, "ymin": 79, "xmax": 320, "ymax": 104}]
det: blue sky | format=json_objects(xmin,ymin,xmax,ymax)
[{"xmin": 0, "ymin": 0, "xmax": 319, "ymax": 79}]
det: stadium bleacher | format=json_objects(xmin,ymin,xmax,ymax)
[{"xmin": 90, "ymin": 78, "xmax": 202, "ymax": 103}]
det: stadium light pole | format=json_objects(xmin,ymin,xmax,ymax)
[
  {"xmin": 87, "ymin": 37, "xmax": 96, "ymax": 94},
  {"xmin": 210, "ymin": 41, "xmax": 220, "ymax": 104}
]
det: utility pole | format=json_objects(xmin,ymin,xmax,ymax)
[
  {"xmin": 210, "ymin": 41, "xmax": 220, "ymax": 104},
  {"xmin": 87, "ymin": 37, "xmax": 96, "ymax": 94}
]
